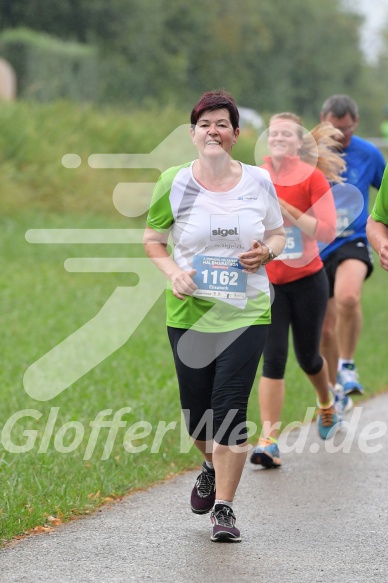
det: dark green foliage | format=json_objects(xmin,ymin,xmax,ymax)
[
  {"xmin": 0, "ymin": 0, "xmax": 387, "ymax": 132},
  {"xmin": 0, "ymin": 28, "xmax": 97, "ymax": 102}
]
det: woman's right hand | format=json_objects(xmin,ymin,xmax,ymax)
[{"xmin": 171, "ymin": 269, "xmax": 198, "ymax": 300}]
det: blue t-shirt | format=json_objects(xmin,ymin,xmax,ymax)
[{"xmin": 320, "ymin": 135, "xmax": 386, "ymax": 260}]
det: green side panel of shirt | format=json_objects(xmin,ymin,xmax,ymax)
[{"xmin": 165, "ymin": 290, "xmax": 271, "ymax": 332}]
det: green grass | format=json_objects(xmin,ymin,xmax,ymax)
[
  {"xmin": 0, "ymin": 210, "xmax": 200, "ymax": 541},
  {"xmin": 0, "ymin": 101, "xmax": 387, "ymax": 544}
]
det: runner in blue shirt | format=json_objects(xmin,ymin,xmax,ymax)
[{"xmin": 319, "ymin": 95, "xmax": 386, "ymax": 398}]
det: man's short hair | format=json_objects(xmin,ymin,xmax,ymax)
[{"xmin": 321, "ymin": 94, "xmax": 359, "ymax": 120}]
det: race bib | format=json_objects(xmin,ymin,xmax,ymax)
[
  {"xmin": 192, "ymin": 255, "xmax": 247, "ymax": 299},
  {"xmin": 336, "ymin": 208, "xmax": 356, "ymax": 237},
  {"xmin": 275, "ymin": 226, "xmax": 303, "ymax": 260}
]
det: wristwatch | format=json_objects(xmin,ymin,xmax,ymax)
[{"xmin": 261, "ymin": 244, "xmax": 276, "ymax": 265}]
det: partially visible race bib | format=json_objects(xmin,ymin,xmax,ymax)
[
  {"xmin": 275, "ymin": 226, "xmax": 303, "ymax": 260},
  {"xmin": 192, "ymin": 255, "xmax": 247, "ymax": 299},
  {"xmin": 336, "ymin": 208, "xmax": 357, "ymax": 237}
]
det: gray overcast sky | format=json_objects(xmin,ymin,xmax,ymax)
[{"xmin": 348, "ymin": 0, "xmax": 388, "ymax": 61}]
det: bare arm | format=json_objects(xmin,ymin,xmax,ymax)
[
  {"xmin": 278, "ymin": 199, "xmax": 318, "ymax": 238},
  {"xmin": 278, "ymin": 187, "xmax": 337, "ymax": 243},
  {"xmin": 366, "ymin": 215, "xmax": 388, "ymax": 271},
  {"xmin": 238, "ymin": 226, "xmax": 287, "ymax": 273},
  {"xmin": 143, "ymin": 226, "xmax": 198, "ymax": 300}
]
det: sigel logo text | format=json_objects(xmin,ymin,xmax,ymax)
[{"xmin": 212, "ymin": 227, "xmax": 238, "ymax": 237}]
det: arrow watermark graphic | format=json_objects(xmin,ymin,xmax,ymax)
[{"xmin": 23, "ymin": 122, "xmax": 364, "ymax": 402}]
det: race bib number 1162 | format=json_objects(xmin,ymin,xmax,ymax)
[{"xmin": 192, "ymin": 255, "xmax": 247, "ymax": 299}]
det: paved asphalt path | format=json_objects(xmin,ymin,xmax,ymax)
[{"xmin": 1, "ymin": 393, "xmax": 388, "ymax": 583}]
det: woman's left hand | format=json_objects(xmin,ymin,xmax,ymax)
[{"xmin": 238, "ymin": 240, "xmax": 268, "ymax": 273}]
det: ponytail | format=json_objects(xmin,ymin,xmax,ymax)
[{"xmin": 300, "ymin": 122, "xmax": 345, "ymax": 183}]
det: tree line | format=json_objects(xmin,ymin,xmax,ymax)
[{"xmin": 0, "ymin": 0, "xmax": 387, "ymax": 131}]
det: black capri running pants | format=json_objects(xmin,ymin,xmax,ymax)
[
  {"xmin": 262, "ymin": 269, "xmax": 329, "ymax": 379},
  {"xmin": 168, "ymin": 325, "xmax": 268, "ymax": 445}
]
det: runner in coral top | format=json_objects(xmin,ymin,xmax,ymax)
[{"xmin": 250, "ymin": 112, "xmax": 344, "ymax": 469}]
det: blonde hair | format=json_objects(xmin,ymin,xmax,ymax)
[{"xmin": 269, "ymin": 112, "xmax": 345, "ymax": 183}]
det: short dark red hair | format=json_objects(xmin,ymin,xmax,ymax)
[{"xmin": 190, "ymin": 90, "xmax": 240, "ymax": 130}]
